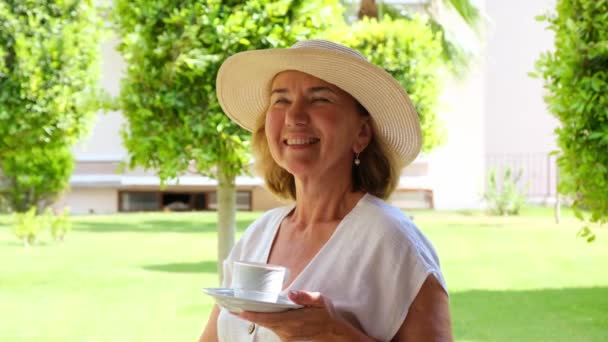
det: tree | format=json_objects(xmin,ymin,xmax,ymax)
[
  {"xmin": 534, "ymin": 0, "xmax": 608, "ymax": 242},
  {"xmin": 0, "ymin": 0, "xmax": 109, "ymax": 212},
  {"xmin": 113, "ymin": 0, "xmax": 345, "ymax": 283},
  {"xmin": 326, "ymin": 15, "xmax": 447, "ymax": 152},
  {"xmin": 353, "ymin": 0, "xmax": 481, "ymax": 75}
]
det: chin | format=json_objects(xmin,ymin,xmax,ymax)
[{"xmin": 282, "ymin": 162, "xmax": 316, "ymax": 178}]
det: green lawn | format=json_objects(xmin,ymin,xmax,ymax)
[{"xmin": 1, "ymin": 208, "xmax": 606, "ymax": 341}]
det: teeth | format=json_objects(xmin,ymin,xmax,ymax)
[{"xmin": 285, "ymin": 138, "xmax": 319, "ymax": 146}]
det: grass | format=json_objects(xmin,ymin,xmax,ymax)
[{"xmin": 0, "ymin": 207, "xmax": 606, "ymax": 341}]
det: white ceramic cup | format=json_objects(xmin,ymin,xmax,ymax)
[{"xmin": 231, "ymin": 261, "xmax": 290, "ymax": 302}]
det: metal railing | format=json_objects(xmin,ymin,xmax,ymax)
[{"xmin": 485, "ymin": 153, "xmax": 558, "ymax": 200}]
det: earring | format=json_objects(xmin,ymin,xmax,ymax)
[{"xmin": 354, "ymin": 152, "xmax": 361, "ymax": 166}]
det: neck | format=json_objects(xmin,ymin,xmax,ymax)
[{"xmin": 291, "ymin": 174, "xmax": 364, "ymax": 225}]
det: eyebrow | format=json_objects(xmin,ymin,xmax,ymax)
[
  {"xmin": 270, "ymin": 88, "xmax": 289, "ymax": 95},
  {"xmin": 309, "ymin": 86, "xmax": 333, "ymax": 93},
  {"xmin": 270, "ymin": 86, "xmax": 335, "ymax": 95}
]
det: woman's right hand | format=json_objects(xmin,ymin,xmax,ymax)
[{"xmin": 237, "ymin": 290, "xmax": 377, "ymax": 342}]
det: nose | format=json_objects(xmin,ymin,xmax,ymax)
[{"xmin": 284, "ymin": 99, "xmax": 309, "ymax": 127}]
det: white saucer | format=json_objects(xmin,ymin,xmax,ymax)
[{"xmin": 202, "ymin": 288, "xmax": 303, "ymax": 313}]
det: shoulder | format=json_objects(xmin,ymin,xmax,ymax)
[
  {"xmin": 355, "ymin": 194, "xmax": 418, "ymax": 241},
  {"xmin": 355, "ymin": 194, "xmax": 444, "ymax": 276},
  {"xmin": 333, "ymin": 194, "xmax": 447, "ymax": 340}
]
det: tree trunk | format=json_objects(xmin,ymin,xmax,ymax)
[
  {"xmin": 216, "ymin": 164, "xmax": 236, "ymax": 286},
  {"xmin": 358, "ymin": 0, "xmax": 378, "ymax": 19},
  {"xmin": 554, "ymin": 168, "xmax": 560, "ymax": 224}
]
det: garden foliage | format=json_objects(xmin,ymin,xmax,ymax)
[
  {"xmin": 484, "ymin": 167, "xmax": 527, "ymax": 216},
  {"xmin": 328, "ymin": 16, "xmax": 447, "ymax": 152},
  {"xmin": 534, "ymin": 0, "xmax": 608, "ymax": 240},
  {"xmin": 0, "ymin": 0, "xmax": 109, "ymax": 211}
]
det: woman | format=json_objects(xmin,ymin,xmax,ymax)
[{"xmin": 200, "ymin": 40, "xmax": 451, "ymax": 341}]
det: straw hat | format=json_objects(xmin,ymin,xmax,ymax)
[{"xmin": 216, "ymin": 39, "xmax": 422, "ymax": 166}]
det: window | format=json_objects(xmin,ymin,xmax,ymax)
[
  {"xmin": 120, "ymin": 192, "xmax": 159, "ymax": 211},
  {"xmin": 118, "ymin": 190, "xmax": 250, "ymax": 212},
  {"xmin": 193, "ymin": 193, "xmax": 206, "ymax": 210},
  {"xmin": 207, "ymin": 191, "xmax": 252, "ymax": 211},
  {"xmin": 162, "ymin": 193, "xmax": 191, "ymax": 211}
]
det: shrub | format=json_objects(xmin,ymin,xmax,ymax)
[
  {"xmin": 12, "ymin": 207, "xmax": 43, "ymax": 246},
  {"xmin": 50, "ymin": 207, "xmax": 71, "ymax": 242},
  {"xmin": 1, "ymin": 146, "xmax": 74, "ymax": 212},
  {"xmin": 533, "ymin": 0, "xmax": 608, "ymax": 239},
  {"xmin": 484, "ymin": 168, "xmax": 527, "ymax": 216}
]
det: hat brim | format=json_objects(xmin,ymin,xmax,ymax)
[{"xmin": 216, "ymin": 47, "xmax": 422, "ymax": 166}]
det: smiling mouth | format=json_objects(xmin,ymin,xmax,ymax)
[{"xmin": 283, "ymin": 138, "xmax": 320, "ymax": 146}]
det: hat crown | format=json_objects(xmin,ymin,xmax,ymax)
[{"xmin": 291, "ymin": 39, "xmax": 366, "ymax": 61}]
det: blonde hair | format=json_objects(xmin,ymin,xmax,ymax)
[{"xmin": 251, "ymin": 102, "xmax": 402, "ymax": 201}]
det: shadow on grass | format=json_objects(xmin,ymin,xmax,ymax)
[
  {"xmin": 451, "ymin": 286, "xmax": 608, "ymax": 341},
  {"xmin": 142, "ymin": 260, "xmax": 217, "ymax": 274},
  {"xmin": 0, "ymin": 240, "xmax": 53, "ymax": 247},
  {"xmin": 74, "ymin": 218, "xmax": 256, "ymax": 234},
  {"xmin": 441, "ymin": 222, "xmax": 509, "ymax": 229}
]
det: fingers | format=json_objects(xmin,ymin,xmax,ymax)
[
  {"xmin": 234, "ymin": 292, "xmax": 337, "ymax": 340},
  {"xmin": 237, "ymin": 309, "xmax": 301, "ymax": 326},
  {"xmin": 289, "ymin": 290, "xmax": 326, "ymax": 308},
  {"xmin": 234, "ymin": 291, "xmax": 329, "ymax": 326}
]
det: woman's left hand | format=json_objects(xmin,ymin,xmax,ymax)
[{"xmin": 236, "ymin": 290, "xmax": 348, "ymax": 341}]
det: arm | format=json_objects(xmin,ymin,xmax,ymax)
[
  {"xmin": 392, "ymin": 274, "xmax": 453, "ymax": 342},
  {"xmin": 198, "ymin": 304, "xmax": 220, "ymax": 342},
  {"xmin": 325, "ymin": 318, "xmax": 379, "ymax": 342}
]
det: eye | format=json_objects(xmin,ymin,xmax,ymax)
[
  {"xmin": 272, "ymin": 97, "xmax": 290, "ymax": 105},
  {"xmin": 312, "ymin": 97, "xmax": 330, "ymax": 103}
]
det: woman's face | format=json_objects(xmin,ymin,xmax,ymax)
[{"xmin": 265, "ymin": 70, "xmax": 371, "ymax": 179}]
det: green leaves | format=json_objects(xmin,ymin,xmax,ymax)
[
  {"xmin": 2, "ymin": 146, "xmax": 74, "ymax": 212},
  {"xmin": 534, "ymin": 0, "xmax": 608, "ymax": 240},
  {"xmin": 484, "ymin": 167, "xmax": 527, "ymax": 216},
  {"xmin": 114, "ymin": 0, "xmax": 344, "ymax": 182},
  {"xmin": 10, "ymin": 205, "xmax": 72, "ymax": 246},
  {"xmin": 0, "ymin": 0, "xmax": 108, "ymax": 212},
  {"xmin": 326, "ymin": 15, "xmax": 446, "ymax": 153},
  {"xmin": 577, "ymin": 226, "xmax": 597, "ymax": 243}
]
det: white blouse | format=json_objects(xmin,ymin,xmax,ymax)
[{"xmin": 217, "ymin": 193, "xmax": 446, "ymax": 341}]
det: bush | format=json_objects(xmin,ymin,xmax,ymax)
[
  {"xmin": 11, "ymin": 206, "xmax": 72, "ymax": 246},
  {"xmin": 12, "ymin": 207, "xmax": 43, "ymax": 246},
  {"xmin": 50, "ymin": 207, "xmax": 71, "ymax": 242},
  {"xmin": 1, "ymin": 146, "xmax": 74, "ymax": 212},
  {"xmin": 533, "ymin": 0, "xmax": 608, "ymax": 230},
  {"xmin": 484, "ymin": 168, "xmax": 527, "ymax": 216}
]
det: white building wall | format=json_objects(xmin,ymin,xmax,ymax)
[
  {"xmin": 484, "ymin": 0, "xmax": 557, "ymax": 155},
  {"xmin": 424, "ymin": 0, "xmax": 486, "ymax": 209},
  {"xmin": 483, "ymin": 0, "xmax": 559, "ymax": 201},
  {"xmin": 73, "ymin": 37, "xmax": 127, "ymax": 160},
  {"xmin": 429, "ymin": 69, "xmax": 486, "ymax": 209},
  {"xmin": 56, "ymin": 188, "xmax": 118, "ymax": 215}
]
